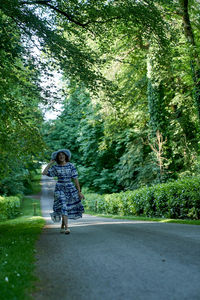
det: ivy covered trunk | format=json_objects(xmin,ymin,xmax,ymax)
[
  {"xmin": 146, "ymin": 46, "xmax": 169, "ymax": 182},
  {"xmin": 147, "ymin": 80, "xmax": 165, "ymax": 135}
]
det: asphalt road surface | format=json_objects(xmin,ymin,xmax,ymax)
[{"xmin": 33, "ymin": 176, "xmax": 200, "ymax": 300}]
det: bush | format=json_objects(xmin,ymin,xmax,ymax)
[
  {"xmin": 82, "ymin": 193, "xmax": 105, "ymax": 213},
  {"xmin": 0, "ymin": 196, "xmax": 21, "ymax": 221},
  {"xmin": 83, "ymin": 177, "xmax": 200, "ymax": 220}
]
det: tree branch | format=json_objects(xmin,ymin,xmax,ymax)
[
  {"xmin": 20, "ymin": 0, "xmax": 89, "ymax": 27},
  {"xmin": 179, "ymin": 0, "xmax": 195, "ymax": 45},
  {"xmin": 20, "ymin": 1, "xmax": 121, "ymax": 28}
]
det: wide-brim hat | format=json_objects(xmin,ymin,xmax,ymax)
[{"xmin": 51, "ymin": 149, "xmax": 71, "ymax": 160}]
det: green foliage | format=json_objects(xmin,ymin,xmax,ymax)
[
  {"xmin": 43, "ymin": 85, "xmax": 120, "ymax": 193},
  {"xmin": 115, "ymin": 130, "xmax": 160, "ymax": 189},
  {"xmin": 0, "ymin": 160, "xmax": 42, "ymax": 196},
  {"xmin": 0, "ymin": 0, "xmax": 105, "ymax": 90},
  {"xmin": 82, "ymin": 193, "xmax": 105, "ymax": 213},
  {"xmin": 0, "ymin": 10, "xmax": 45, "ymax": 195},
  {"xmin": 83, "ymin": 177, "xmax": 200, "ymax": 220},
  {"xmin": 0, "ymin": 196, "xmax": 21, "ymax": 221},
  {"xmin": 23, "ymin": 168, "xmax": 42, "ymax": 195},
  {"xmin": 1, "ymin": 0, "xmax": 200, "ymax": 195}
]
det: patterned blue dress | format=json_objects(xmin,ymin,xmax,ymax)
[{"xmin": 47, "ymin": 163, "xmax": 84, "ymax": 220}]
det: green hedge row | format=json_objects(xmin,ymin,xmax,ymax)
[
  {"xmin": 0, "ymin": 196, "xmax": 21, "ymax": 221},
  {"xmin": 83, "ymin": 177, "xmax": 200, "ymax": 219}
]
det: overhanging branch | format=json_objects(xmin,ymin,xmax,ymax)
[
  {"xmin": 20, "ymin": 0, "xmax": 121, "ymax": 28},
  {"xmin": 20, "ymin": 0, "xmax": 89, "ymax": 27}
]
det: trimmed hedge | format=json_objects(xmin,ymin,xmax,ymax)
[
  {"xmin": 83, "ymin": 193, "xmax": 105, "ymax": 213},
  {"xmin": 0, "ymin": 196, "xmax": 21, "ymax": 221},
  {"xmin": 83, "ymin": 177, "xmax": 200, "ymax": 220}
]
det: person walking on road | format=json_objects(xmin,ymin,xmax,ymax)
[{"xmin": 42, "ymin": 149, "xmax": 84, "ymax": 234}]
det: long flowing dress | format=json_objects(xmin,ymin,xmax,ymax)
[{"xmin": 46, "ymin": 162, "xmax": 84, "ymax": 221}]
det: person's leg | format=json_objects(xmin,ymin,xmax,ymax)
[
  {"xmin": 60, "ymin": 216, "xmax": 65, "ymax": 233},
  {"xmin": 63, "ymin": 215, "xmax": 70, "ymax": 234},
  {"xmin": 61, "ymin": 216, "xmax": 65, "ymax": 229},
  {"xmin": 63, "ymin": 215, "xmax": 68, "ymax": 229}
]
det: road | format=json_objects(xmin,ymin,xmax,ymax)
[{"xmin": 33, "ymin": 176, "xmax": 200, "ymax": 300}]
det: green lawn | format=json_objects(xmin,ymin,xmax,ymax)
[
  {"xmin": 0, "ymin": 196, "xmax": 45, "ymax": 300},
  {"xmin": 85, "ymin": 210, "xmax": 200, "ymax": 225}
]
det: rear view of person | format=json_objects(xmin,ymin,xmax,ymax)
[{"xmin": 42, "ymin": 149, "xmax": 84, "ymax": 234}]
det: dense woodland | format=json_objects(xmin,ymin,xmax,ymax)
[{"xmin": 0, "ymin": 0, "xmax": 200, "ymax": 195}]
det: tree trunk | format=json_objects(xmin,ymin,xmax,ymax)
[
  {"xmin": 147, "ymin": 50, "xmax": 167, "ymax": 137},
  {"xmin": 179, "ymin": 0, "xmax": 200, "ymax": 118}
]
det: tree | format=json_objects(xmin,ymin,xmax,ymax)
[
  {"xmin": 0, "ymin": 10, "xmax": 44, "ymax": 194},
  {"xmin": 179, "ymin": 0, "xmax": 200, "ymax": 118},
  {"xmin": 1, "ymin": 0, "xmax": 200, "ymax": 194},
  {"xmin": 0, "ymin": 0, "xmax": 104, "ymax": 89}
]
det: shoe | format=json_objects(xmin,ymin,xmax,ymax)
[
  {"xmin": 60, "ymin": 227, "xmax": 65, "ymax": 233},
  {"xmin": 65, "ymin": 229, "xmax": 70, "ymax": 235}
]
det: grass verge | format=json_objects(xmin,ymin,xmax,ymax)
[
  {"xmin": 0, "ymin": 196, "xmax": 45, "ymax": 300},
  {"xmin": 84, "ymin": 210, "xmax": 200, "ymax": 225}
]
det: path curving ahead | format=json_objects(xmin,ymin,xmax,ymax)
[{"xmin": 33, "ymin": 176, "xmax": 200, "ymax": 300}]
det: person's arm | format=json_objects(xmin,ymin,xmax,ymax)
[
  {"xmin": 73, "ymin": 178, "xmax": 85, "ymax": 200},
  {"xmin": 42, "ymin": 160, "xmax": 55, "ymax": 175}
]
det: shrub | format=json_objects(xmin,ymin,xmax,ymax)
[
  {"xmin": 83, "ymin": 176, "xmax": 200, "ymax": 220},
  {"xmin": 83, "ymin": 193, "xmax": 105, "ymax": 213},
  {"xmin": 0, "ymin": 196, "xmax": 21, "ymax": 221}
]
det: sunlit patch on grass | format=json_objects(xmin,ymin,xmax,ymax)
[{"xmin": 85, "ymin": 211, "xmax": 200, "ymax": 225}]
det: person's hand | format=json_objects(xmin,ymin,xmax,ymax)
[
  {"xmin": 79, "ymin": 192, "xmax": 85, "ymax": 200},
  {"xmin": 42, "ymin": 160, "xmax": 55, "ymax": 175}
]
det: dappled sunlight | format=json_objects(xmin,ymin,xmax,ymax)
[
  {"xmin": 69, "ymin": 220, "xmax": 155, "ymax": 228},
  {"xmin": 0, "ymin": 215, "xmax": 44, "ymax": 227},
  {"xmin": 26, "ymin": 216, "xmax": 44, "ymax": 221},
  {"xmin": 43, "ymin": 217, "xmax": 155, "ymax": 229},
  {"xmin": 160, "ymin": 219, "xmax": 173, "ymax": 223}
]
